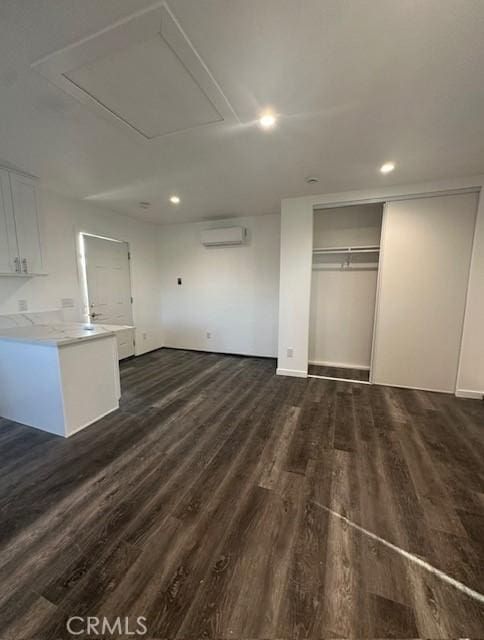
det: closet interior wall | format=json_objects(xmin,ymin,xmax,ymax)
[{"xmin": 309, "ymin": 204, "xmax": 383, "ymax": 375}]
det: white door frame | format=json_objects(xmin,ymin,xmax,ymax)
[
  {"xmin": 308, "ymin": 200, "xmax": 386, "ymax": 385},
  {"xmin": 77, "ymin": 231, "xmax": 134, "ymax": 325}
]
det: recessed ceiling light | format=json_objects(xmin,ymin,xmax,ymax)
[
  {"xmin": 259, "ymin": 112, "xmax": 276, "ymax": 129},
  {"xmin": 170, "ymin": 195, "xmax": 180, "ymax": 204},
  {"xmin": 380, "ymin": 162, "xmax": 395, "ymax": 174}
]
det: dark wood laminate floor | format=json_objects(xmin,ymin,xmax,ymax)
[
  {"xmin": 308, "ymin": 364, "xmax": 370, "ymax": 381},
  {"xmin": 0, "ymin": 348, "xmax": 483, "ymax": 639}
]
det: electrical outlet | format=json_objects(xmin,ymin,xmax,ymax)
[
  {"xmin": 18, "ymin": 299, "xmax": 28, "ymax": 312},
  {"xmin": 61, "ymin": 298, "xmax": 75, "ymax": 308},
  {"xmin": 206, "ymin": 331, "xmax": 211, "ymax": 339},
  {"xmin": 142, "ymin": 332, "xmax": 147, "ymax": 340},
  {"xmin": 287, "ymin": 347, "xmax": 293, "ymax": 358}
]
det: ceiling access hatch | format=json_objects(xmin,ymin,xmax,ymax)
[{"xmin": 31, "ymin": 1, "xmax": 238, "ymax": 140}]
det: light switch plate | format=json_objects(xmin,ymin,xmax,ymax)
[{"xmin": 18, "ymin": 299, "xmax": 28, "ymax": 312}]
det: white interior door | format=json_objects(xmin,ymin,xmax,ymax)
[
  {"xmin": 372, "ymin": 192, "xmax": 478, "ymax": 392},
  {"xmin": 83, "ymin": 234, "xmax": 134, "ymax": 358}
]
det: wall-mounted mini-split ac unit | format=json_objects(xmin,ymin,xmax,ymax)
[{"xmin": 201, "ymin": 226, "xmax": 247, "ymax": 246}]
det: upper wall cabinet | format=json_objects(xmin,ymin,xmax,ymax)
[
  {"xmin": 0, "ymin": 169, "xmax": 44, "ymax": 276},
  {"xmin": 0, "ymin": 171, "xmax": 17, "ymax": 274}
]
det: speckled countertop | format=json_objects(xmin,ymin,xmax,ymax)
[{"xmin": 0, "ymin": 323, "xmax": 115, "ymax": 346}]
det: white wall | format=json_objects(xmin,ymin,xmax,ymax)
[
  {"xmin": 313, "ymin": 204, "xmax": 383, "ymax": 248},
  {"xmin": 457, "ymin": 191, "xmax": 484, "ymax": 397},
  {"xmin": 158, "ymin": 214, "xmax": 280, "ymax": 358},
  {"xmin": 277, "ymin": 199, "xmax": 313, "ymax": 376},
  {"xmin": 309, "ymin": 204, "xmax": 382, "ymax": 369},
  {"xmin": 309, "ymin": 271, "xmax": 378, "ymax": 369},
  {"xmin": 0, "ymin": 189, "xmax": 163, "ymax": 355}
]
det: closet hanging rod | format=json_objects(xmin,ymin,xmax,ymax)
[
  {"xmin": 313, "ymin": 245, "xmax": 380, "ymax": 255},
  {"xmin": 312, "ymin": 265, "xmax": 379, "ymax": 271}
]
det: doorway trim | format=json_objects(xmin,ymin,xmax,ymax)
[
  {"xmin": 77, "ymin": 231, "xmax": 134, "ymax": 326},
  {"xmin": 308, "ymin": 200, "xmax": 386, "ymax": 385}
]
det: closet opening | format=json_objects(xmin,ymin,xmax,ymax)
[{"xmin": 309, "ymin": 202, "xmax": 384, "ymax": 384}]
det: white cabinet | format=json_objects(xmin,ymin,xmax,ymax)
[
  {"xmin": 0, "ymin": 171, "xmax": 19, "ymax": 273},
  {"xmin": 0, "ymin": 169, "xmax": 44, "ymax": 276},
  {"xmin": 9, "ymin": 172, "xmax": 44, "ymax": 274}
]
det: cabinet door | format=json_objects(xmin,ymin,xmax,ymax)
[
  {"xmin": 9, "ymin": 173, "xmax": 43, "ymax": 274},
  {"xmin": 0, "ymin": 170, "xmax": 19, "ymax": 273}
]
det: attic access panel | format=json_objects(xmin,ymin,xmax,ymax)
[{"xmin": 31, "ymin": 1, "xmax": 238, "ymax": 140}]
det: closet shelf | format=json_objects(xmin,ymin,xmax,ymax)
[{"xmin": 313, "ymin": 245, "xmax": 380, "ymax": 255}]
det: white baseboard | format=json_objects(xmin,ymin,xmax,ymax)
[
  {"xmin": 308, "ymin": 359, "xmax": 370, "ymax": 371},
  {"xmin": 371, "ymin": 380, "xmax": 452, "ymax": 394},
  {"xmin": 276, "ymin": 368, "xmax": 307, "ymax": 378},
  {"xmin": 308, "ymin": 373, "xmax": 370, "ymax": 385},
  {"xmin": 455, "ymin": 389, "xmax": 484, "ymax": 400},
  {"xmin": 163, "ymin": 344, "xmax": 277, "ymax": 359}
]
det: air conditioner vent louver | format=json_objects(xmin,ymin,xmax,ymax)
[{"xmin": 201, "ymin": 227, "xmax": 247, "ymax": 246}]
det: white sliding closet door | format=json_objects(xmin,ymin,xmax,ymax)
[{"xmin": 372, "ymin": 193, "xmax": 477, "ymax": 392}]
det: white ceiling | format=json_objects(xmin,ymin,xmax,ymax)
[
  {"xmin": 63, "ymin": 36, "xmax": 223, "ymax": 139},
  {"xmin": 0, "ymin": 0, "xmax": 483, "ymax": 224}
]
